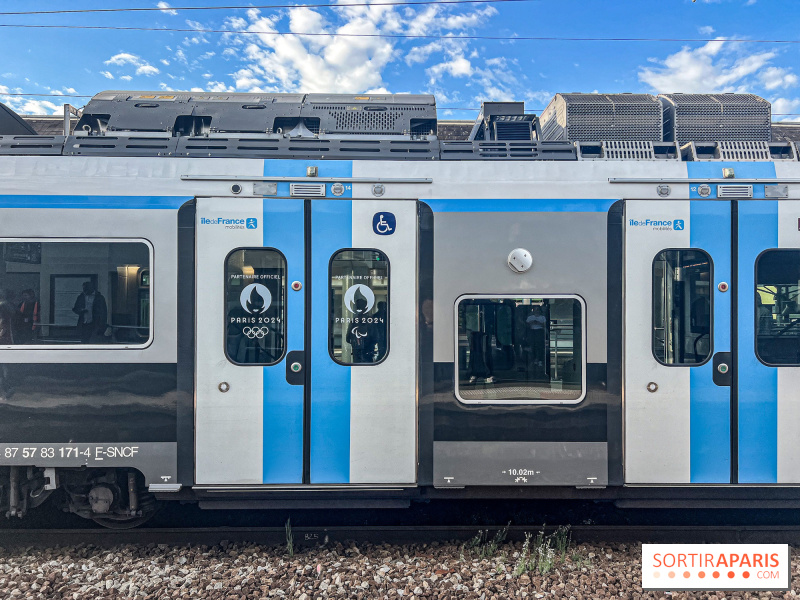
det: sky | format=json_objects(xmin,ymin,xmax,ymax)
[{"xmin": 0, "ymin": 0, "xmax": 799, "ymax": 121}]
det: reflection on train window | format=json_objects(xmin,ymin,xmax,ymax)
[
  {"xmin": 329, "ymin": 249, "xmax": 389, "ymax": 365},
  {"xmin": 456, "ymin": 296, "xmax": 584, "ymax": 403},
  {"xmin": 225, "ymin": 249, "xmax": 286, "ymax": 365},
  {"xmin": 756, "ymin": 249, "xmax": 800, "ymax": 366},
  {"xmin": 0, "ymin": 241, "xmax": 151, "ymax": 346},
  {"xmin": 652, "ymin": 249, "xmax": 712, "ymax": 365}
]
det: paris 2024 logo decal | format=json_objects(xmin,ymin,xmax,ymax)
[
  {"xmin": 239, "ymin": 283, "xmax": 272, "ymax": 339},
  {"xmin": 344, "ymin": 284, "xmax": 374, "ymax": 315}
]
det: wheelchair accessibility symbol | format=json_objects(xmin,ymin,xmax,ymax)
[{"xmin": 373, "ymin": 212, "xmax": 396, "ymax": 235}]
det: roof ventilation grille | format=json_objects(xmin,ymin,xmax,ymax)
[{"xmin": 717, "ymin": 140, "xmax": 771, "ymax": 161}]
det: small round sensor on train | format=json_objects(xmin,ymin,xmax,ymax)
[
  {"xmin": 507, "ymin": 248, "xmax": 533, "ymax": 273},
  {"xmin": 230, "ymin": 183, "xmax": 243, "ymax": 195}
]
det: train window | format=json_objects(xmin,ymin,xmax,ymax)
[
  {"xmin": 0, "ymin": 240, "xmax": 151, "ymax": 347},
  {"xmin": 755, "ymin": 249, "xmax": 800, "ymax": 366},
  {"xmin": 455, "ymin": 296, "xmax": 585, "ymax": 403},
  {"xmin": 329, "ymin": 249, "xmax": 389, "ymax": 365},
  {"xmin": 225, "ymin": 248, "xmax": 287, "ymax": 366},
  {"xmin": 652, "ymin": 249, "xmax": 712, "ymax": 366}
]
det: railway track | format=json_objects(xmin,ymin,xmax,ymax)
[{"xmin": 2, "ymin": 525, "xmax": 800, "ymax": 549}]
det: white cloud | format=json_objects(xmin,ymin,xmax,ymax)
[
  {"xmin": 639, "ymin": 39, "xmax": 796, "ymax": 93},
  {"xmin": 157, "ymin": 2, "xmax": 178, "ymax": 16},
  {"xmin": 427, "ymin": 56, "xmax": 473, "ymax": 84},
  {"xmin": 760, "ymin": 66, "xmax": 798, "ymax": 90},
  {"xmin": 99, "ymin": 71, "xmax": 114, "ymax": 79},
  {"xmin": 120, "ymin": 75, "xmax": 133, "ymax": 81},
  {"xmin": 698, "ymin": 26, "xmax": 715, "ymax": 35},
  {"xmin": 772, "ymin": 97, "xmax": 800, "ymax": 121},
  {"xmin": 206, "ymin": 81, "xmax": 235, "ymax": 93},
  {"xmin": 160, "ymin": 59, "xmax": 170, "ymax": 66},
  {"xmin": 0, "ymin": 86, "xmax": 61, "ymax": 115},
  {"xmin": 105, "ymin": 52, "xmax": 160, "ymax": 77},
  {"xmin": 104, "ymin": 53, "xmax": 141, "ymax": 67},
  {"xmin": 216, "ymin": 3, "xmax": 502, "ymax": 94},
  {"xmin": 136, "ymin": 64, "xmax": 160, "ymax": 76}
]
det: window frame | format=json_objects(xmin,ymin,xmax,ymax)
[
  {"xmin": 453, "ymin": 293, "xmax": 587, "ymax": 405},
  {"xmin": 651, "ymin": 247, "xmax": 714, "ymax": 368},
  {"xmin": 0, "ymin": 237, "xmax": 154, "ymax": 350},
  {"xmin": 754, "ymin": 248, "xmax": 800, "ymax": 367},
  {"xmin": 328, "ymin": 247, "xmax": 391, "ymax": 367},
  {"xmin": 223, "ymin": 246, "xmax": 288, "ymax": 367}
]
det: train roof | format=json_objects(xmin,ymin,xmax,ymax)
[{"xmin": 2, "ymin": 90, "xmax": 800, "ymax": 162}]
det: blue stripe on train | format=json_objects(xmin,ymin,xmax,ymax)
[
  {"xmin": 261, "ymin": 198, "xmax": 305, "ymax": 484},
  {"xmin": 737, "ymin": 200, "xmax": 778, "ymax": 483},
  {"xmin": 424, "ymin": 198, "xmax": 617, "ymax": 213},
  {"xmin": 310, "ymin": 199, "xmax": 353, "ymax": 483},
  {"xmin": 689, "ymin": 200, "xmax": 731, "ymax": 483},
  {"xmin": 0, "ymin": 195, "xmax": 189, "ymax": 209}
]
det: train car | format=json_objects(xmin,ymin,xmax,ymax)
[{"xmin": 1, "ymin": 90, "xmax": 799, "ymax": 526}]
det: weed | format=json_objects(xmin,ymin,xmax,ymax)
[
  {"xmin": 463, "ymin": 522, "xmax": 510, "ymax": 560},
  {"xmin": 513, "ymin": 525, "xmax": 574, "ymax": 578},
  {"xmin": 537, "ymin": 545, "xmax": 556, "ymax": 575},
  {"xmin": 285, "ymin": 518, "xmax": 294, "ymax": 557},
  {"xmin": 513, "ymin": 532, "xmax": 532, "ymax": 577}
]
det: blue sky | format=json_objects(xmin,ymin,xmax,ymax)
[{"xmin": 1, "ymin": 0, "xmax": 799, "ymax": 120}]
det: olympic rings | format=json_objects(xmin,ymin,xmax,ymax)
[{"xmin": 243, "ymin": 326, "xmax": 270, "ymax": 339}]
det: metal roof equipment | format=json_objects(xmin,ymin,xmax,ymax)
[
  {"xmin": 75, "ymin": 91, "xmax": 437, "ymax": 137},
  {"xmin": 539, "ymin": 93, "xmax": 663, "ymax": 142},
  {"xmin": 467, "ymin": 102, "xmax": 538, "ymax": 142},
  {"xmin": 0, "ymin": 102, "xmax": 38, "ymax": 136},
  {"xmin": 659, "ymin": 93, "xmax": 771, "ymax": 142}
]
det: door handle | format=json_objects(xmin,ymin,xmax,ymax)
[
  {"xmin": 712, "ymin": 352, "xmax": 732, "ymax": 387},
  {"xmin": 285, "ymin": 350, "xmax": 305, "ymax": 386}
]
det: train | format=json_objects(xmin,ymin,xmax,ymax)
[{"xmin": 0, "ymin": 90, "xmax": 799, "ymax": 526}]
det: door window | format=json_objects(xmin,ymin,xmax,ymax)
[
  {"xmin": 329, "ymin": 249, "xmax": 389, "ymax": 365},
  {"xmin": 456, "ymin": 296, "xmax": 585, "ymax": 403},
  {"xmin": 225, "ymin": 248, "xmax": 286, "ymax": 365},
  {"xmin": 755, "ymin": 249, "xmax": 800, "ymax": 365},
  {"xmin": 652, "ymin": 249, "xmax": 712, "ymax": 365}
]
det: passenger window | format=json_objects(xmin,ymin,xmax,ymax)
[
  {"xmin": 225, "ymin": 248, "xmax": 286, "ymax": 365},
  {"xmin": 329, "ymin": 249, "xmax": 389, "ymax": 365},
  {"xmin": 652, "ymin": 249, "xmax": 712, "ymax": 365},
  {"xmin": 456, "ymin": 296, "xmax": 584, "ymax": 403},
  {"xmin": 756, "ymin": 249, "xmax": 800, "ymax": 366},
  {"xmin": 0, "ymin": 240, "xmax": 151, "ymax": 347}
]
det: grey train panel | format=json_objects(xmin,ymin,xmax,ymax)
[
  {"xmin": 433, "ymin": 441, "xmax": 608, "ymax": 487},
  {"xmin": 0, "ymin": 363, "xmax": 178, "ymax": 443},
  {"xmin": 431, "ymin": 211, "xmax": 608, "ymax": 364}
]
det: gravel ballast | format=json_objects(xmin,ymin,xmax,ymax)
[{"xmin": 0, "ymin": 538, "xmax": 798, "ymax": 599}]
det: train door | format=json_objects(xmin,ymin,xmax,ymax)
[
  {"xmin": 624, "ymin": 200, "xmax": 732, "ymax": 484},
  {"xmin": 194, "ymin": 197, "xmax": 417, "ymax": 486},
  {"xmin": 737, "ymin": 199, "xmax": 800, "ymax": 484}
]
